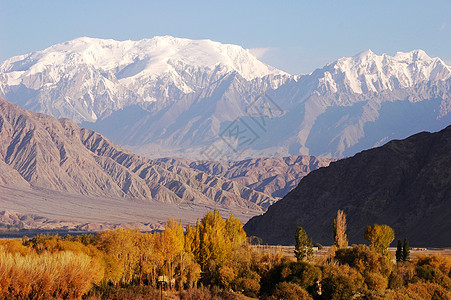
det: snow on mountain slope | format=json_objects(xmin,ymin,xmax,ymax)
[
  {"xmin": 317, "ymin": 49, "xmax": 451, "ymax": 94},
  {"xmin": 0, "ymin": 36, "xmax": 287, "ymax": 122},
  {"xmin": 261, "ymin": 49, "xmax": 451, "ymax": 157},
  {"xmin": 1, "ymin": 39, "xmax": 450, "ymax": 159}
]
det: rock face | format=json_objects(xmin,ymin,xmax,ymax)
[
  {"xmin": 158, "ymin": 155, "xmax": 333, "ymax": 198},
  {"xmin": 244, "ymin": 126, "xmax": 451, "ymax": 247},
  {"xmin": 2, "ymin": 37, "xmax": 450, "ymax": 159},
  {"xmin": 0, "ymin": 97, "xmax": 276, "ymax": 211}
]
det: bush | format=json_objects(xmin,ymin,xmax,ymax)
[
  {"xmin": 335, "ymin": 244, "xmax": 393, "ymax": 276},
  {"xmin": 233, "ymin": 277, "xmax": 260, "ymax": 298},
  {"xmin": 286, "ymin": 262, "xmax": 322, "ymax": 290},
  {"xmin": 415, "ymin": 255, "xmax": 451, "ymax": 289},
  {"xmin": 271, "ymin": 282, "xmax": 312, "ymax": 300},
  {"xmin": 321, "ymin": 264, "xmax": 365, "ymax": 300},
  {"xmin": 364, "ymin": 272, "xmax": 388, "ymax": 291},
  {"xmin": 388, "ymin": 271, "xmax": 404, "ymax": 290},
  {"xmin": 404, "ymin": 282, "xmax": 450, "ymax": 300},
  {"xmin": 180, "ymin": 287, "xmax": 217, "ymax": 300},
  {"xmin": 0, "ymin": 247, "xmax": 103, "ymax": 299}
]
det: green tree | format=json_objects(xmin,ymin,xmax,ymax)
[
  {"xmin": 294, "ymin": 226, "xmax": 313, "ymax": 262},
  {"xmin": 403, "ymin": 238, "xmax": 410, "ymax": 261},
  {"xmin": 333, "ymin": 209, "xmax": 348, "ymax": 249},
  {"xmin": 364, "ymin": 224, "xmax": 394, "ymax": 257},
  {"xmin": 396, "ymin": 240, "xmax": 403, "ymax": 262}
]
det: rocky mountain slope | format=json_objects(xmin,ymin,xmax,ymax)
[
  {"xmin": 1, "ymin": 37, "xmax": 450, "ymax": 159},
  {"xmin": 244, "ymin": 126, "xmax": 451, "ymax": 247},
  {"xmin": 0, "ymin": 97, "xmax": 276, "ymax": 211},
  {"xmin": 158, "ymin": 155, "xmax": 333, "ymax": 198}
]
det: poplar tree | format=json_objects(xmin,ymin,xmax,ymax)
[{"xmin": 333, "ymin": 210, "xmax": 348, "ymax": 249}]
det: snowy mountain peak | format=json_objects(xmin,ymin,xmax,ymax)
[
  {"xmin": 354, "ymin": 49, "xmax": 375, "ymax": 60},
  {"xmin": 0, "ymin": 36, "xmax": 290, "ymax": 122},
  {"xmin": 327, "ymin": 49, "xmax": 451, "ymax": 94},
  {"xmin": 2, "ymin": 36, "xmax": 285, "ymax": 82}
]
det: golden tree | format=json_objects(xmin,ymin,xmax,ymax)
[
  {"xmin": 364, "ymin": 224, "xmax": 395, "ymax": 257},
  {"xmin": 198, "ymin": 210, "xmax": 232, "ymax": 268},
  {"xmin": 333, "ymin": 209, "xmax": 348, "ymax": 249},
  {"xmin": 155, "ymin": 219, "xmax": 184, "ymax": 288}
]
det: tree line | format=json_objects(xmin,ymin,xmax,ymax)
[{"xmin": 0, "ymin": 209, "xmax": 449, "ymax": 299}]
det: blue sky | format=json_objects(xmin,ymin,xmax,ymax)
[{"xmin": 1, "ymin": 0, "xmax": 450, "ymax": 74}]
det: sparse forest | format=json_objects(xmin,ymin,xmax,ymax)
[{"xmin": 0, "ymin": 210, "xmax": 449, "ymax": 299}]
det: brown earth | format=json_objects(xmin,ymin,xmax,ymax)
[
  {"xmin": 158, "ymin": 155, "xmax": 333, "ymax": 198},
  {"xmin": 0, "ymin": 97, "xmax": 276, "ymax": 211}
]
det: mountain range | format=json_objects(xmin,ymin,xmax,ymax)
[
  {"xmin": 1, "ymin": 36, "xmax": 450, "ymax": 159},
  {"xmin": 0, "ymin": 96, "xmax": 334, "ymax": 229},
  {"xmin": 244, "ymin": 125, "xmax": 451, "ymax": 247}
]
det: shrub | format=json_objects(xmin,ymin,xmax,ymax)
[
  {"xmin": 0, "ymin": 247, "xmax": 103, "ymax": 299},
  {"xmin": 335, "ymin": 244, "xmax": 393, "ymax": 276},
  {"xmin": 286, "ymin": 262, "xmax": 322, "ymax": 290},
  {"xmin": 404, "ymin": 282, "xmax": 450, "ymax": 300},
  {"xmin": 364, "ymin": 272, "xmax": 388, "ymax": 291},
  {"xmin": 321, "ymin": 264, "xmax": 365, "ymax": 300},
  {"xmin": 388, "ymin": 271, "xmax": 404, "ymax": 290},
  {"xmin": 271, "ymin": 282, "xmax": 312, "ymax": 300},
  {"xmin": 415, "ymin": 255, "xmax": 451, "ymax": 289}
]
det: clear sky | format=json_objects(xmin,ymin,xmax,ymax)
[{"xmin": 1, "ymin": 0, "xmax": 450, "ymax": 74}]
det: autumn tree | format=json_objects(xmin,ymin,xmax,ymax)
[
  {"xmin": 96, "ymin": 228, "xmax": 140, "ymax": 285},
  {"xmin": 333, "ymin": 209, "xmax": 348, "ymax": 249},
  {"xmin": 155, "ymin": 219, "xmax": 185, "ymax": 288},
  {"xmin": 225, "ymin": 214, "xmax": 247, "ymax": 246},
  {"xmin": 197, "ymin": 210, "xmax": 232, "ymax": 268},
  {"xmin": 364, "ymin": 224, "xmax": 395, "ymax": 257},
  {"xmin": 294, "ymin": 226, "xmax": 313, "ymax": 262}
]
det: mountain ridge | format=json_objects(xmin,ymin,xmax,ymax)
[
  {"xmin": 1, "ymin": 37, "xmax": 450, "ymax": 159},
  {"xmin": 244, "ymin": 125, "xmax": 451, "ymax": 247},
  {"xmin": 0, "ymin": 96, "xmax": 276, "ymax": 211}
]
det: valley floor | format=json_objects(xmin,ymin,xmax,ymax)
[{"xmin": 0, "ymin": 185, "xmax": 261, "ymax": 231}]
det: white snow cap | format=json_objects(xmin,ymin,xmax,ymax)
[
  {"xmin": 1, "ymin": 36, "xmax": 285, "ymax": 81},
  {"xmin": 328, "ymin": 49, "xmax": 451, "ymax": 93}
]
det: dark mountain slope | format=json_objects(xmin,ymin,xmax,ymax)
[{"xmin": 244, "ymin": 126, "xmax": 451, "ymax": 247}]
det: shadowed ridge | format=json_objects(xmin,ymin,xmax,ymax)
[{"xmin": 244, "ymin": 125, "xmax": 451, "ymax": 247}]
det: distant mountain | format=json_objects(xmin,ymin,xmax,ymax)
[
  {"xmin": 1, "ymin": 37, "xmax": 450, "ymax": 159},
  {"xmin": 158, "ymin": 155, "xmax": 333, "ymax": 198},
  {"xmin": 0, "ymin": 36, "xmax": 287, "ymax": 123},
  {"xmin": 244, "ymin": 126, "xmax": 451, "ymax": 247},
  {"xmin": 0, "ymin": 97, "xmax": 276, "ymax": 212}
]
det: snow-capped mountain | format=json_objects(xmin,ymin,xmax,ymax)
[
  {"xmin": 1, "ymin": 37, "xmax": 450, "ymax": 159},
  {"xmin": 317, "ymin": 49, "xmax": 451, "ymax": 94},
  {"xmin": 0, "ymin": 36, "xmax": 287, "ymax": 122}
]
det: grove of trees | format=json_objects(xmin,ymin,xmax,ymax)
[{"xmin": 0, "ymin": 209, "xmax": 449, "ymax": 299}]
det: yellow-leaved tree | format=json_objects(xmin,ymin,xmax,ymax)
[
  {"xmin": 364, "ymin": 224, "xmax": 395, "ymax": 257},
  {"xmin": 155, "ymin": 219, "xmax": 184, "ymax": 288}
]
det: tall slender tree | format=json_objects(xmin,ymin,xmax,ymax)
[
  {"xmin": 403, "ymin": 238, "xmax": 410, "ymax": 261},
  {"xmin": 395, "ymin": 240, "xmax": 403, "ymax": 262},
  {"xmin": 294, "ymin": 226, "xmax": 313, "ymax": 262},
  {"xmin": 333, "ymin": 210, "xmax": 348, "ymax": 249}
]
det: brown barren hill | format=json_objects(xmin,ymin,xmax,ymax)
[
  {"xmin": 158, "ymin": 155, "xmax": 333, "ymax": 198},
  {"xmin": 0, "ymin": 97, "xmax": 276, "ymax": 215},
  {"xmin": 244, "ymin": 126, "xmax": 451, "ymax": 247}
]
